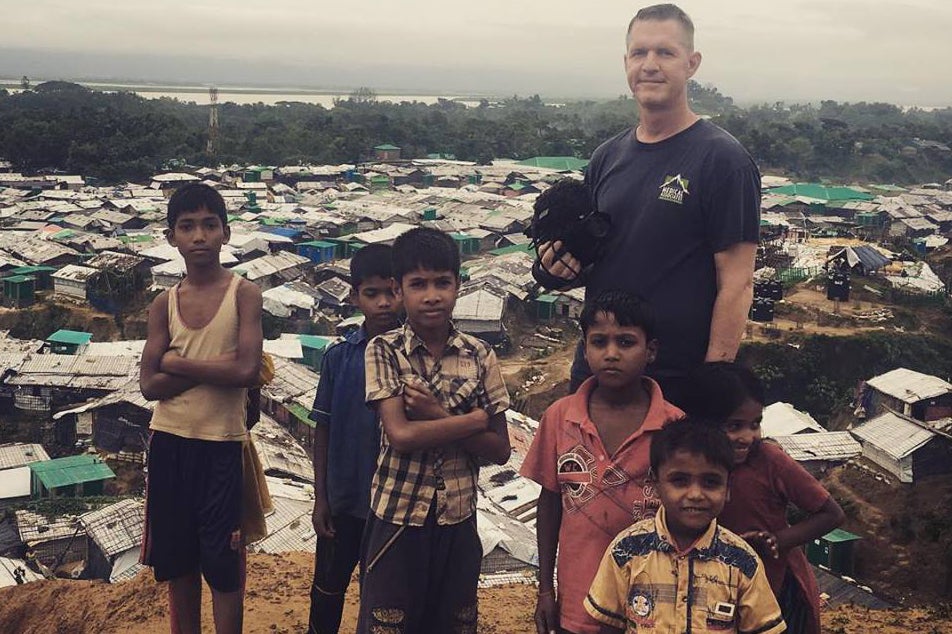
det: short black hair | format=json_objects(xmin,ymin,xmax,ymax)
[
  {"xmin": 167, "ymin": 183, "xmax": 227, "ymax": 228},
  {"xmin": 392, "ymin": 227, "xmax": 460, "ymax": 281},
  {"xmin": 627, "ymin": 3, "xmax": 695, "ymax": 50},
  {"xmin": 681, "ymin": 362, "xmax": 766, "ymax": 421},
  {"xmin": 650, "ymin": 417, "xmax": 735, "ymax": 475},
  {"xmin": 350, "ymin": 243, "xmax": 394, "ymax": 289},
  {"xmin": 579, "ymin": 290, "xmax": 656, "ymax": 339}
]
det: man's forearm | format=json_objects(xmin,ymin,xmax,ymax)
[
  {"xmin": 140, "ymin": 372, "xmax": 197, "ymax": 401},
  {"xmin": 705, "ymin": 282, "xmax": 753, "ymax": 362},
  {"xmin": 163, "ymin": 355, "xmax": 261, "ymax": 387}
]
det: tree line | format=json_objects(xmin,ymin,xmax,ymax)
[{"xmin": 0, "ymin": 80, "xmax": 950, "ymax": 185}]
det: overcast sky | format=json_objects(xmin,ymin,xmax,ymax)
[{"xmin": 2, "ymin": 0, "xmax": 951, "ymax": 106}]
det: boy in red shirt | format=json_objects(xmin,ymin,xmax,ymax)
[{"xmin": 521, "ymin": 291, "xmax": 682, "ymax": 634}]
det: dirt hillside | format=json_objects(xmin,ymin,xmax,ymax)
[{"xmin": 2, "ymin": 552, "xmax": 951, "ymax": 633}]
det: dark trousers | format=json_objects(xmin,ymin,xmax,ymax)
[
  {"xmin": 356, "ymin": 508, "xmax": 482, "ymax": 634},
  {"xmin": 308, "ymin": 514, "xmax": 366, "ymax": 634}
]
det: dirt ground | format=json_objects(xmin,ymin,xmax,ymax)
[
  {"xmin": 824, "ymin": 464, "xmax": 952, "ymax": 606},
  {"xmin": 2, "ymin": 551, "xmax": 951, "ymax": 633}
]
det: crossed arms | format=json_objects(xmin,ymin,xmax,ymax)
[{"xmin": 139, "ymin": 281, "xmax": 263, "ymax": 401}]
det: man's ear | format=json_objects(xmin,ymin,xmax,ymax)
[
  {"xmin": 391, "ymin": 278, "xmax": 402, "ymax": 298},
  {"xmin": 646, "ymin": 466, "xmax": 657, "ymax": 483},
  {"xmin": 164, "ymin": 227, "xmax": 174, "ymax": 246},
  {"xmin": 222, "ymin": 224, "xmax": 231, "ymax": 245},
  {"xmin": 687, "ymin": 50, "xmax": 702, "ymax": 78},
  {"xmin": 348, "ymin": 287, "xmax": 358, "ymax": 306}
]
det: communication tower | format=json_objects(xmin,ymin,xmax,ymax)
[{"xmin": 207, "ymin": 87, "xmax": 219, "ymax": 154}]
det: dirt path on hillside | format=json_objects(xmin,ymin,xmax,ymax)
[{"xmin": 2, "ymin": 551, "xmax": 951, "ymax": 633}]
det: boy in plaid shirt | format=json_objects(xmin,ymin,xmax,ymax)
[{"xmin": 358, "ymin": 227, "xmax": 511, "ymax": 633}]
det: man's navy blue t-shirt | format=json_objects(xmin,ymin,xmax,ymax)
[
  {"xmin": 585, "ymin": 119, "xmax": 761, "ymax": 378},
  {"xmin": 309, "ymin": 327, "xmax": 380, "ymax": 519}
]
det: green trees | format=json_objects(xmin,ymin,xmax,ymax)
[{"xmin": 0, "ymin": 82, "xmax": 949, "ymax": 184}]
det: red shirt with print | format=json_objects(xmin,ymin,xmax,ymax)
[{"xmin": 520, "ymin": 377, "xmax": 682, "ymax": 634}]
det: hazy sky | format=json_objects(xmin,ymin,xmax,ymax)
[{"xmin": 2, "ymin": 0, "xmax": 951, "ymax": 105}]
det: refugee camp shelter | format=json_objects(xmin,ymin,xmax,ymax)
[
  {"xmin": 807, "ymin": 529, "xmax": 861, "ymax": 575},
  {"xmin": 864, "ymin": 368, "xmax": 952, "ymax": 423},
  {"xmin": 45, "ymin": 330, "xmax": 92, "ymax": 355},
  {"xmin": 79, "ymin": 498, "xmax": 145, "ymax": 582},
  {"xmin": 28, "ymin": 454, "xmax": 116, "ymax": 498},
  {"xmin": 850, "ymin": 411, "xmax": 952, "ymax": 483}
]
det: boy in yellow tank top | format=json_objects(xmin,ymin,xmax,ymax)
[{"xmin": 139, "ymin": 183, "xmax": 263, "ymax": 634}]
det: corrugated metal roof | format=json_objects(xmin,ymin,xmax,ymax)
[
  {"xmin": 0, "ymin": 443, "xmax": 51, "ymax": 470},
  {"xmin": 234, "ymin": 251, "xmax": 309, "ymax": 281},
  {"xmin": 53, "ymin": 379, "xmax": 153, "ymax": 420},
  {"xmin": 16, "ymin": 510, "xmax": 85, "ymax": 544},
  {"xmin": 867, "ymin": 368, "xmax": 952, "ymax": 403},
  {"xmin": 813, "ymin": 566, "xmax": 890, "ymax": 609},
  {"xmin": 51, "ymin": 264, "xmax": 97, "ymax": 282},
  {"xmin": 771, "ymin": 432, "xmax": 862, "ymax": 462},
  {"xmin": 29, "ymin": 454, "xmax": 116, "ymax": 490},
  {"xmin": 251, "ymin": 416, "xmax": 315, "ymax": 483},
  {"xmin": 79, "ymin": 498, "xmax": 144, "ymax": 558},
  {"xmin": 761, "ymin": 402, "xmax": 825, "ymax": 437},
  {"xmin": 453, "ymin": 288, "xmax": 506, "ymax": 322},
  {"xmin": 263, "ymin": 357, "xmax": 319, "ymax": 403},
  {"xmin": 851, "ymin": 412, "xmax": 936, "ymax": 460},
  {"xmin": 248, "ymin": 495, "xmax": 314, "ymax": 553}
]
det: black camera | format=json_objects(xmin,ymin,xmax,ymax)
[{"xmin": 524, "ymin": 178, "xmax": 611, "ymax": 291}]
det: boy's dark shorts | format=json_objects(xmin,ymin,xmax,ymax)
[{"xmin": 141, "ymin": 431, "xmax": 243, "ymax": 592}]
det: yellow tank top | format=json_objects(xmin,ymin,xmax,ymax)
[{"xmin": 150, "ymin": 273, "xmax": 248, "ymax": 441}]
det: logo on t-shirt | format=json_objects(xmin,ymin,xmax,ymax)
[
  {"xmin": 557, "ymin": 446, "xmax": 597, "ymax": 509},
  {"xmin": 628, "ymin": 588, "xmax": 656, "ymax": 627},
  {"xmin": 658, "ymin": 174, "xmax": 690, "ymax": 205}
]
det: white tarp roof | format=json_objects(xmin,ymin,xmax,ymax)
[
  {"xmin": 867, "ymin": 368, "xmax": 952, "ymax": 403},
  {"xmin": 262, "ymin": 283, "xmax": 318, "ymax": 318},
  {"xmin": 0, "ymin": 557, "xmax": 44, "ymax": 588},
  {"xmin": 761, "ymin": 402, "xmax": 825, "ymax": 437},
  {"xmin": 110, "ymin": 547, "xmax": 145, "ymax": 583},
  {"xmin": 263, "ymin": 337, "xmax": 304, "ymax": 359},
  {"xmin": 0, "ymin": 466, "xmax": 32, "ymax": 500}
]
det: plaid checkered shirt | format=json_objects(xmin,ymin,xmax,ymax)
[{"xmin": 365, "ymin": 322, "xmax": 510, "ymax": 526}]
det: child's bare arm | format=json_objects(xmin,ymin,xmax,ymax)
[
  {"xmin": 774, "ymin": 497, "xmax": 846, "ymax": 554},
  {"xmin": 460, "ymin": 412, "xmax": 511, "ymax": 465},
  {"xmin": 534, "ymin": 488, "xmax": 562, "ymax": 634},
  {"xmin": 376, "ymin": 395, "xmax": 488, "ymax": 452},
  {"xmin": 140, "ymin": 291, "xmax": 197, "ymax": 401},
  {"xmin": 160, "ymin": 280, "xmax": 263, "ymax": 387}
]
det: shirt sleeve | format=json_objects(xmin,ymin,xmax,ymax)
[
  {"xmin": 519, "ymin": 404, "xmax": 562, "ymax": 492},
  {"xmin": 772, "ymin": 445, "xmax": 832, "ymax": 515},
  {"xmin": 736, "ymin": 552, "xmax": 786, "ymax": 634},
  {"xmin": 583, "ymin": 538, "xmax": 629, "ymax": 630},
  {"xmin": 703, "ymin": 162, "xmax": 761, "ymax": 253},
  {"xmin": 309, "ymin": 346, "xmax": 336, "ymax": 425},
  {"xmin": 478, "ymin": 347, "xmax": 510, "ymax": 415},
  {"xmin": 364, "ymin": 336, "xmax": 403, "ymax": 404}
]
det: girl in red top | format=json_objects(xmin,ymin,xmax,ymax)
[{"xmin": 684, "ymin": 363, "xmax": 845, "ymax": 634}]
